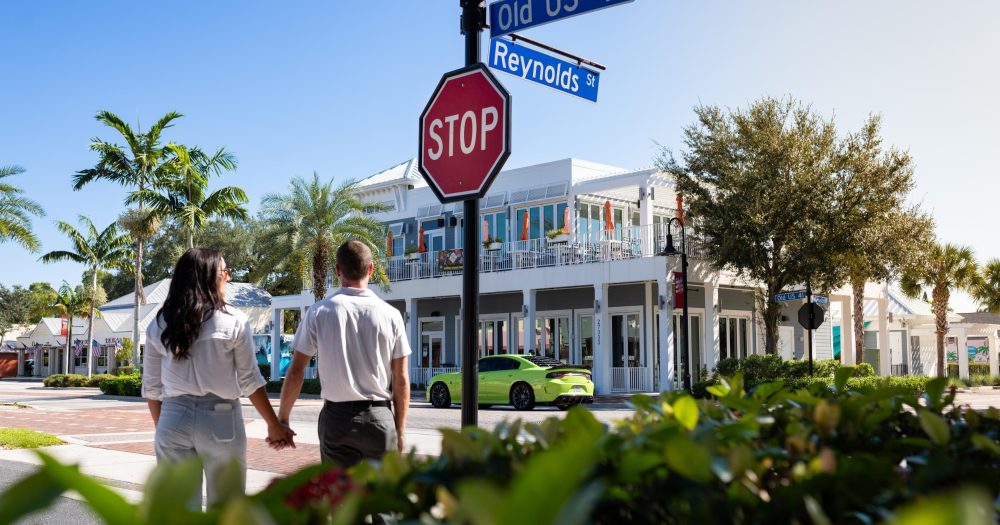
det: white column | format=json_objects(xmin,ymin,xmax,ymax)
[
  {"xmin": 33, "ymin": 348, "xmax": 40, "ymax": 376},
  {"xmin": 405, "ymin": 297, "xmax": 419, "ymax": 367},
  {"xmin": 593, "ymin": 283, "xmax": 611, "ymax": 394},
  {"xmin": 878, "ymin": 285, "xmax": 891, "ymax": 376},
  {"xmin": 840, "ymin": 296, "xmax": 855, "ymax": 366},
  {"xmin": 990, "ymin": 332, "xmax": 999, "ymax": 378},
  {"xmin": 958, "ymin": 328, "xmax": 969, "ymax": 380},
  {"xmin": 16, "ymin": 349, "xmax": 24, "ymax": 377},
  {"xmin": 644, "ymin": 281, "xmax": 655, "ymax": 391},
  {"xmin": 657, "ymin": 274, "xmax": 674, "ymax": 392},
  {"xmin": 524, "ymin": 289, "xmax": 537, "ymax": 355},
  {"xmin": 704, "ymin": 281, "xmax": 719, "ymax": 373},
  {"xmin": 270, "ymin": 309, "xmax": 283, "ymax": 381},
  {"xmin": 639, "ymin": 183, "xmax": 654, "ymax": 255}
]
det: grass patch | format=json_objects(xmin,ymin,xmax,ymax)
[{"xmin": 0, "ymin": 428, "xmax": 63, "ymax": 449}]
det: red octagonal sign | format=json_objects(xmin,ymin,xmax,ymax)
[{"xmin": 419, "ymin": 63, "xmax": 511, "ymax": 203}]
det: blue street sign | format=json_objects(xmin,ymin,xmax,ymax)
[
  {"xmin": 489, "ymin": 38, "xmax": 600, "ymax": 102},
  {"xmin": 775, "ymin": 290, "xmax": 807, "ymax": 303},
  {"xmin": 813, "ymin": 295, "xmax": 829, "ymax": 306},
  {"xmin": 489, "ymin": 0, "xmax": 635, "ymax": 38}
]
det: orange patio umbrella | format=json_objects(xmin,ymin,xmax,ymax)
[
  {"xmin": 562, "ymin": 207, "xmax": 571, "ymax": 233},
  {"xmin": 520, "ymin": 211, "xmax": 529, "ymax": 241},
  {"xmin": 604, "ymin": 200, "xmax": 614, "ymax": 233},
  {"xmin": 387, "ymin": 230, "xmax": 393, "ymax": 257},
  {"xmin": 418, "ymin": 226, "xmax": 426, "ymax": 252},
  {"xmin": 676, "ymin": 194, "xmax": 685, "ymax": 225},
  {"xmin": 482, "ymin": 220, "xmax": 489, "ymax": 241}
]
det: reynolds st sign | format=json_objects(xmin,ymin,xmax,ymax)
[
  {"xmin": 489, "ymin": 0, "xmax": 635, "ymax": 38},
  {"xmin": 489, "ymin": 38, "xmax": 600, "ymax": 102}
]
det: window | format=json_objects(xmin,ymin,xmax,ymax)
[
  {"xmin": 576, "ymin": 202, "xmax": 624, "ymax": 242},
  {"xmin": 391, "ymin": 237, "xmax": 405, "ymax": 256},
  {"xmin": 481, "ymin": 211, "xmax": 508, "ymax": 243},
  {"xmin": 516, "ymin": 202, "xmax": 568, "ymax": 240}
]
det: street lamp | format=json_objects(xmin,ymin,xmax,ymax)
[{"xmin": 660, "ymin": 217, "xmax": 691, "ymax": 392}]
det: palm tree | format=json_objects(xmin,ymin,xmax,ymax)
[
  {"xmin": 256, "ymin": 173, "xmax": 389, "ymax": 301},
  {"xmin": 40, "ymin": 216, "xmax": 132, "ymax": 376},
  {"xmin": 973, "ymin": 259, "xmax": 1000, "ymax": 313},
  {"xmin": 0, "ymin": 165, "xmax": 45, "ymax": 252},
  {"xmin": 73, "ymin": 110, "xmax": 181, "ymax": 365},
  {"xmin": 900, "ymin": 243, "xmax": 979, "ymax": 377},
  {"xmin": 51, "ymin": 283, "xmax": 90, "ymax": 375},
  {"xmin": 129, "ymin": 144, "xmax": 247, "ymax": 248}
]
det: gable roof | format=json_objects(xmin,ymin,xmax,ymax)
[
  {"xmin": 99, "ymin": 279, "xmax": 272, "ymax": 313},
  {"xmin": 356, "ymin": 158, "xmax": 423, "ymax": 190},
  {"xmin": 957, "ymin": 312, "xmax": 1000, "ymax": 325}
]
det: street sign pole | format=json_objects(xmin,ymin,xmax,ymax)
[
  {"xmin": 460, "ymin": 0, "xmax": 483, "ymax": 429},
  {"xmin": 807, "ymin": 279, "xmax": 814, "ymax": 376}
]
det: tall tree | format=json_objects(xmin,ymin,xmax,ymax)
[
  {"xmin": 0, "ymin": 285, "xmax": 33, "ymax": 343},
  {"xmin": 73, "ymin": 110, "xmax": 181, "ymax": 365},
  {"xmin": 50, "ymin": 282, "xmax": 91, "ymax": 375},
  {"xmin": 973, "ymin": 259, "xmax": 1000, "ymax": 313},
  {"xmin": 39, "ymin": 216, "xmax": 132, "ymax": 376},
  {"xmin": 0, "ymin": 165, "xmax": 45, "ymax": 252},
  {"xmin": 836, "ymin": 116, "xmax": 934, "ymax": 364},
  {"xmin": 27, "ymin": 282, "xmax": 58, "ymax": 323},
  {"xmin": 900, "ymin": 243, "xmax": 979, "ymax": 377},
  {"xmin": 659, "ymin": 97, "xmax": 848, "ymax": 355},
  {"xmin": 130, "ymin": 144, "xmax": 247, "ymax": 248},
  {"xmin": 256, "ymin": 173, "xmax": 389, "ymax": 301}
]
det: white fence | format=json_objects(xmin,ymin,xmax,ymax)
[
  {"xmin": 411, "ymin": 366, "xmax": 460, "ymax": 387},
  {"xmin": 611, "ymin": 366, "xmax": 652, "ymax": 393},
  {"xmin": 385, "ymin": 224, "xmax": 702, "ymax": 283}
]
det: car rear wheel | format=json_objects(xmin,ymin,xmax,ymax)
[
  {"xmin": 510, "ymin": 383, "xmax": 536, "ymax": 411},
  {"xmin": 430, "ymin": 382, "xmax": 451, "ymax": 408}
]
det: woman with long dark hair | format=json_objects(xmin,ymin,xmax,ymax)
[{"xmin": 142, "ymin": 248, "xmax": 294, "ymax": 506}]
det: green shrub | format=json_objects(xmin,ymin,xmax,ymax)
[
  {"xmin": 98, "ymin": 375, "xmax": 142, "ymax": 397},
  {"xmin": 85, "ymin": 374, "xmax": 115, "ymax": 388},
  {"xmin": 115, "ymin": 365, "xmax": 136, "ymax": 376},
  {"xmin": 853, "ymin": 361, "xmax": 875, "ymax": 377},
  {"xmin": 265, "ymin": 379, "xmax": 321, "ymax": 395},
  {"xmin": 948, "ymin": 363, "xmax": 992, "ymax": 378},
  {"xmin": 42, "ymin": 374, "xmax": 100, "ymax": 388},
  {"xmin": 4, "ymin": 376, "xmax": 999, "ymax": 524}
]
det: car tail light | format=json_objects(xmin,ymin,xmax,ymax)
[{"xmin": 546, "ymin": 371, "xmax": 591, "ymax": 381}]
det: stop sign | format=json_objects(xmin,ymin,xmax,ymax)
[{"xmin": 419, "ymin": 64, "xmax": 511, "ymax": 203}]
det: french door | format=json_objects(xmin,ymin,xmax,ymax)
[
  {"xmin": 719, "ymin": 316, "xmax": 750, "ymax": 360},
  {"xmin": 537, "ymin": 315, "xmax": 571, "ymax": 363}
]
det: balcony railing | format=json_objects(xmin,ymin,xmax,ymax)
[{"xmin": 385, "ymin": 223, "xmax": 702, "ymax": 282}]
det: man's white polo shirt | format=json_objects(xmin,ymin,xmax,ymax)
[{"xmin": 292, "ymin": 286, "xmax": 411, "ymax": 402}]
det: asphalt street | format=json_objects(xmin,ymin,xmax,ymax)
[{"xmin": 0, "ymin": 458, "xmax": 101, "ymax": 525}]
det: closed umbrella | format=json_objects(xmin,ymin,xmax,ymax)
[
  {"xmin": 676, "ymin": 194, "xmax": 684, "ymax": 224},
  {"xmin": 604, "ymin": 201, "xmax": 614, "ymax": 233},
  {"xmin": 520, "ymin": 211, "xmax": 529, "ymax": 241},
  {"xmin": 562, "ymin": 207, "xmax": 571, "ymax": 233},
  {"xmin": 483, "ymin": 220, "xmax": 489, "ymax": 242},
  {"xmin": 387, "ymin": 230, "xmax": 393, "ymax": 257},
  {"xmin": 418, "ymin": 226, "xmax": 426, "ymax": 253}
]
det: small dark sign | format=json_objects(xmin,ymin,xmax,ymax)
[{"xmin": 797, "ymin": 303, "xmax": 825, "ymax": 330}]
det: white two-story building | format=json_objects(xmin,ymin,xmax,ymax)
[{"xmin": 267, "ymin": 157, "xmax": 864, "ymax": 395}]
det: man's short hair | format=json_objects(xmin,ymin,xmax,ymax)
[{"xmin": 336, "ymin": 240, "xmax": 373, "ymax": 281}]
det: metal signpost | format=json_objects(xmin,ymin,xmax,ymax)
[
  {"xmin": 488, "ymin": 37, "xmax": 601, "ymax": 102},
  {"xmin": 489, "ymin": 0, "xmax": 635, "ymax": 38},
  {"xmin": 778, "ymin": 287, "xmax": 827, "ymax": 375}
]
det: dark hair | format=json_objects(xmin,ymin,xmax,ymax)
[
  {"xmin": 336, "ymin": 240, "xmax": 373, "ymax": 281},
  {"xmin": 159, "ymin": 248, "xmax": 227, "ymax": 359}
]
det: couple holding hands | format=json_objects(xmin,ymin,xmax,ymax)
[{"xmin": 142, "ymin": 241, "xmax": 410, "ymax": 506}]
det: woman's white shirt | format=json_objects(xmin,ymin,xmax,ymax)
[{"xmin": 142, "ymin": 306, "xmax": 267, "ymax": 401}]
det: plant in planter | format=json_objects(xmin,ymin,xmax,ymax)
[
  {"xmin": 483, "ymin": 236, "xmax": 503, "ymax": 250},
  {"xmin": 546, "ymin": 228, "xmax": 569, "ymax": 243},
  {"xmin": 404, "ymin": 246, "xmax": 421, "ymax": 260}
]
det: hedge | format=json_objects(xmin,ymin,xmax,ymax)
[
  {"xmin": 43, "ymin": 374, "xmax": 115, "ymax": 388},
  {"xmin": 265, "ymin": 379, "xmax": 322, "ymax": 395},
  {"xmin": 4, "ymin": 372, "xmax": 999, "ymax": 524},
  {"xmin": 948, "ymin": 363, "xmax": 992, "ymax": 377},
  {"xmin": 97, "ymin": 375, "xmax": 142, "ymax": 397}
]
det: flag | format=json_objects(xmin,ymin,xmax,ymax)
[
  {"xmin": 73, "ymin": 339, "xmax": 83, "ymax": 357},
  {"xmin": 92, "ymin": 340, "xmax": 101, "ymax": 357}
]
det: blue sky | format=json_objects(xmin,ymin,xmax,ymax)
[{"xmin": 1, "ymin": 1, "xmax": 996, "ymax": 309}]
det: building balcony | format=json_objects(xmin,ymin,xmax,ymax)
[{"xmin": 384, "ymin": 224, "xmax": 701, "ymax": 282}]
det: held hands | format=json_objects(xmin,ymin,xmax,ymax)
[{"xmin": 266, "ymin": 421, "xmax": 297, "ymax": 450}]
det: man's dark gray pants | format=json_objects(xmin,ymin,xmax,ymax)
[{"xmin": 318, "ymin": 400, "xmax": 398, "ymax": 467}]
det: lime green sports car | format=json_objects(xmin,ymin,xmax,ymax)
[{"xmin": 426, "ymin": 354, "xmax": 594, "ymax": 410}]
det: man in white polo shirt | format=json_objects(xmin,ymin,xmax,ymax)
[{"xmin": 277, "ymin": 240, "xmax": 410, "ymax": 466}]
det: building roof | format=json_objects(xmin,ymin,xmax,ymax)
[
  {"xmin": 957, "ymin": 312, "xmax": 1000, "ymax": 326},
  {"xmin": 356, "ymin": 158, "xmax": 423, "ymax": 190},
  {"xmin": 99, "ymin": 279, "xmax": 272, "ymax": 312},
  {"xmin": 863, "ymin": 288, "xmax": 924, "ymax": 318}
]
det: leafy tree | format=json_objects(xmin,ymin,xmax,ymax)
[
  {"xmin": 50, "ymin": 282, "xmax": 91, "ymax": 374},
  {"xmin": 130, "ymin": 145, "xmax": 247, "ymax": 248},
  {"xmin": 0, "ymin": 285, "xmax": 33, "ymax": 342},
  {"xmin": 256, "ymin": 173, "xmax": 389, "ymax": 301},
  {"xmin": 73, "ymin": 110, "xmax": 181, "ymax": 363},
  {"xmin": 27, "ymin": 282, "xmax": 58, "ymax": 323},
  {"xmin": 0, "ymin": 165, "xmax": 45, "ymax": 252},
  {"xmin": 659, "ymin": 97, "xmax": 849, "ymax": 354},
  {"xmin": 836, "ymin": 116, "xmax": 934, "ymax": 364},
  {"xmin": 900, "ymin": 243, "xmax": 979, "ymax": 377},
  {"xmin": 39, "ymin": 216, "xmax": 132, "ymax": 376},
  {"xmin": 973, "ymin": 259, "xmax": 1000, "ymax": 313}
]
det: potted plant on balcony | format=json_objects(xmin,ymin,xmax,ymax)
[
  {"xmin": 546, "ymin": 228, "xmax": 570, "ymax": 244},
  {"xmin": 483, "ymin": 236, "xmax": 503, "ymax": 251},
  {"xmin": 404, "ymin": 246, "xmax": 421, "ymax": 261}
]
